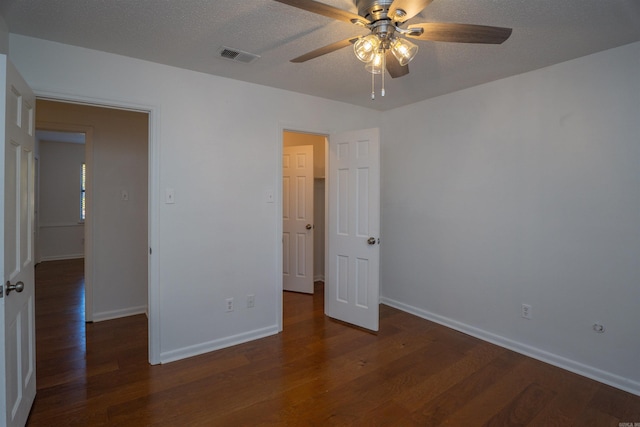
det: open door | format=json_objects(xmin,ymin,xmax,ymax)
[
  {"xmin": 283, "ymin": 145, "xmax": 314, "ymax": 294},
  {"xmin": 326, "ymin": 128, "xmax": 380, "ymax": 331},
  {"xmin": 0, "ymin": 56, "xmax": 37, "ymax": 427}
]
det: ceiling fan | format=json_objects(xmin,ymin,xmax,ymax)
[{"xmin": 274, "ymin": 0, "xmax": 512, "ymax": 97}]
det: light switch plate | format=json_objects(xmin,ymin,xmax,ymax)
[
  {"xmin": 265, "ymin": 189, "xmax": 274, "ymax": 203},
  {"xmin": 165, "ymin": 188, "xmax": 175, "ymax": 204}
]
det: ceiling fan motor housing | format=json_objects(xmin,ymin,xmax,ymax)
[{"xmin": 357, "ymin": 0, "xmax": 397, "ymax": 22}]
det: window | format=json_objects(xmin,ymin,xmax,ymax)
[{"xmin": 80, "ymin": 162, "xmax": 86, "ymax": 221}]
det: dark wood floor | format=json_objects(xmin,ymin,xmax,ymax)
[{"xmin": 27, "ymin": 259, "xmax": 639, "ymax": 426}]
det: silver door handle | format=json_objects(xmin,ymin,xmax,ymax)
[
  {"xmin": 6, "ymin": 281, "xmax": 24, "ymax": 296},
  {"xmin": 306, "ymin": 224, "xmax": 313, "ymax": 230},
  {"xmin": 367, "ymin": 237, "xmax": 376, "ymax": 245}
]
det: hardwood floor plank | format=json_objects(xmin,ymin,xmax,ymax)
[
  {"xmin": 484, "ymin": 382, "xmax": 556, "ymax": 426},
  {"xmin": 295, "ymin": 343, "xmax": 452, "ymax": 425},
  {"xmin": 410, "ymin": 350, "xmax": 523, "ymax": 425},
  {"xmin": 392, "ymin": 341, "xmax": 507, "ymax": 411},
  {"xmin": 27, "ymin": 259, "xmax": 640, "ymax": 426},
  {"xmin": 588, "ymin": 385, "xmax": 640, "ymax": 421},
  {"xmin": 435, "ymin": 357, "xmax": 541, "ymax": 425},
  {"xmin": 526, "ymin": 379, "xmax": 599, "ymax": 427}
]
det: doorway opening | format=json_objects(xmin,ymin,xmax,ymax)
[
  {"xmin": 35, "ymin": 99, "xmax": 149, "ymax": 356},
  {"xmin": 282, "ymin": 130, "xmax": 327, "ymax": 297},
  {"xmin": 34, "ymin": 129, "xmax": 86, "ymax": 268}
]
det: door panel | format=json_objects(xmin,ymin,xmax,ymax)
[
  {"xmin": 282, "ymin": 145, "xmax": 314, "ymax": 293},
  {"xmin": 1, "ymin": 56, "xmax": 37, "ymax": 427},
  {"xmin": 327, "ymin": 128, "xmax": 380, "ymax": 331}
]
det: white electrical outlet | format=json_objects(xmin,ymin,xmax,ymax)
[
  {"xmin": 247, "ymin": 294, "xmax": 255, "ymax": 308},
  {"xmin": 521, "ymin": 304, "xmax": 532, "ymax": 319},
  {"xmin": 225, "ymin": 297, "xmax": 234, "ymax": 312}
]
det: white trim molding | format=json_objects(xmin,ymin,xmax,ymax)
[
  {"xmin": 93, "ymin": 305, "xmax": 148, "ymax": 323},
  {"xmin": 39, "ymin": 254, "xmax": 84, "ymax": 262},
  {"xmin": 160, "ymin": 325, "xmax": 280, "ymax": 364}
]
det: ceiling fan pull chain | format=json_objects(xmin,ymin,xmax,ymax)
[
  {"xmin": 371, "ymin": 69, "xmax": 375, "ymax": 100},
  {"xmin": 381, "ymin": 50, "xmax": 386, "ymax": 97}
]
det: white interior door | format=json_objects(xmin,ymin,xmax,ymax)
[
  {"xmin": 0, "ymin": 57, "xmax": 37, "ymax": 427},
  {"xmin": 326, "ymin": 128, "xmax": 380, "ymax": 331},
  {"xmin": 283, "ymin": 145, "xmax": 314, "ymax": 294}
]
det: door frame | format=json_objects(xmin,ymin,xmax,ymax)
[
  {"xmin": 34, "ymin": 90, "xmax": 161, "ymax": 364},
  {"xmin": 277, "ymin": 124, "xmax": 330, "ymax": 330}
]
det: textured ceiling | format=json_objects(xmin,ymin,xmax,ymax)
[{"xmin": 2, "ymin": 0, "xmax": 640, "ymax": 111}]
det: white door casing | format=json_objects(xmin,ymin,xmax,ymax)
[
  {"xmin": 326, "ymin": 128, "xmax": 380, "ymax": 331},
  {"xmin": 0, "ymin": 56, "xmax": 37, "ymax": 427},
  {"xmin": 283, "ymin": 145, "xmax": 314, "ymax": 294}
]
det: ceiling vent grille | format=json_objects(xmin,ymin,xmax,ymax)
[{"xmin": 218, "ymin": 46, "xmax": 260, "ymax": 64}]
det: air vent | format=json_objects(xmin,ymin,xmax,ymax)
[{"xmin": 218, "ymin": 46, "xmax": 260, "ymax": 64}]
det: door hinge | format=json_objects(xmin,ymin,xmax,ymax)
[{"xmin": 0, "ymin": 283, "xmax": 3, "ymax": 298}]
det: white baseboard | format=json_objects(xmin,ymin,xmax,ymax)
[
  {"xmin": 39, "ymin": 254, "xmax": 84, "ymax": 262},
  {"xmin": 380, "ymin": 296, "xmax": 640, "ymax": 397},
  {"xmin": 314, "ymin": 275, "xmax": 325, "ymax": 282},
  {"xmin": 92, "ymin": 305, "xmax": 147, "ymax": 322},
  {"xmin": 160, "ymin": 325, "xmax": 280, "ymax": 364}
]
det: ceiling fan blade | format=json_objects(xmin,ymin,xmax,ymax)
[
  {"xmin": 291, "ymin": 37, "xmax": 359, "ymax": 63},
  {"xmin": 389, "ymin": 0, "xmax": 434, "ymax": 22},
  {"xmin": 273, "ymin": 0, "xmax": 370, "ymax": 24},
  {"xmin": 385, "ymin": 50, "xmax": 409, "ymax": 78},
  {"xmin": 407, "ymin": 23, "xmax": 513, "ymax": 44}
]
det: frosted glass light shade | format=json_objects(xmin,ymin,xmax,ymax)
[
  {"xmin": 391, "ymin": 37, "xmax": 418, "ymax": 66},
  {"xmin": 354, "ymin": 35, "xmax": 380, "ymax": 63}
]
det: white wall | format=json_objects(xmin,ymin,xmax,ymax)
[
  {"xmin": 8, "ymin": 34, "xmax": 380, "ymax": 363},
  {"xmin": 380, "ymin": 41, "xmax": 640, "ymax": 395},
  {"xmin": 38, "ymin": 140, "xmax": 85, "ymax": 261}
]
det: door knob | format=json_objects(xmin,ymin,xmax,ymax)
[
  {"xmin": 5, "ymin": 281, "xmax": 24, "ymax": 296},
  {"xmin": 306, "ymin": 224, "xmax": 313, "ymax": 230},
  {"xmin": 367, "ymin": 237, "xmax": 376, "ymax": 245}
]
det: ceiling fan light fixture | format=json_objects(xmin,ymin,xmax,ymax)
[
  {"xmin": 354, "ymin": 34, "xmax": 380, "ymax": 62},
  {"xmin": 390, "ymin": 37, "xmax": 418, "ymax": 66}
]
